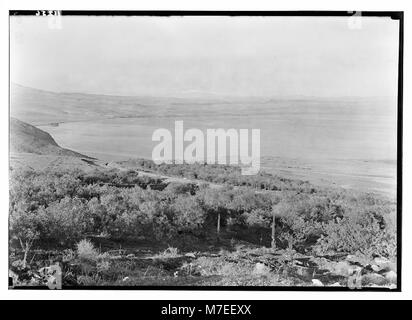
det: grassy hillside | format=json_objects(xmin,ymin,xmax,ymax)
[{"xmin": 10, "ymin": 117, "xmax": 91, "ymax": 158}]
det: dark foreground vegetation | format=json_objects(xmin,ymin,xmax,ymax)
[{"xmin": 9, "ymin": 162, "xmax": 397, "ymax": 288}]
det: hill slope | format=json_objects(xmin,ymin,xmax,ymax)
[{"xmin": 10, "ymin": 117, "xmax": 91, "ymax": 158}]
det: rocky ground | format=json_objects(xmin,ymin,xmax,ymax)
[{"xmin": 9, "ymin": 243, "xmax": 397, "ymax": 289}]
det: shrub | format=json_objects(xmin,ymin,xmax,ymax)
[
  {"xmin": 9, "ymin": 163, "xmax": 397, "ymax": 262},
  {"xmin": 154, "ymin": 246, "xmax": 179, "ymax": 259},
  {"xmin": 9, "ymin": 204, "xmax": 42, "ymax": 267},
  {"xmin": 37, "ymin": 197, "xmax": 91, "ymax": 245},
  {"xmin": 314, "ymin": 214, "xmax": 396, "ymax": 259},
  {"xmin": 244, "ymin": 208, "xmax": 271, "ymax": 228},
  {"xmin": 165, "ymin": 182, "xmax": 198, "ymax": 195},
  {"xmin": 278, "ymin": 213, "xmax": 318, "ymax": 250},
  {"xmin": 172, "ymin": 196, "xmax": 205, "ymax": 233},
  {"xmin": 139, "ymin": 200, "xmax": 176, "ymax": 240},
  {"xmin": 76, "ymin": 239, "xmax": 99, "ymax": 262}
]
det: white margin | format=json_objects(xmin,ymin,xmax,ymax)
[{"xmin": 0, "ymin": 0, "xmax": 410, "ymax": 300}]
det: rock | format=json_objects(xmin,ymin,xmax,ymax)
[
  {"xmin": 312, "ymin": 279, "xmax": 323, "ymax": 286},
  {"xmin": 346, "ymin": 254, "xmax": 371, "ymax": 267},
  {"xmin": 347, "ymin": 271, "xmax": 363, "ymax": 289},
  {"xmin": 362, "ymin": 273, "xmax": 387, "ymax": 286},
  {"xmin": 294, "ymin": 266, "xmax": 316, "ymax": 281},
  {"xmin": 349, "ymin": 266, "xmax": 362, "ymax": 275},
  {"xmin": 185, "ymin": 253, "xmax": 196, "ymax": 258},
  {"xmin": 333, "ymin": 261, "xmax": 355, "ymax": 276},
  {"xmin": 38, "ymin": 266, "xmax": 51, "ymax": 276},
  {"xmin": 254, "ymin": 263, "xmax": 270, "ymax": 275},
  {"xmin": 373, "ymin": 257, "xmax": 396, "ymax": 272},
  {"xmin": 47, "ymin": 275, "xmax": 57, "ymax": 288},
  {"xmin": 385, "ymin": 270, "xmax": 397, "ymax": 283},
  {"xmin": 122, "ymin": 276, "xmax": 129, "ymax": 282},
  {"xmin": 371, "ymin": 264, "xmax": 381, "ymax": 272},
  {"xmin": 374, "ymin": 257, "xmax": 390, "ymax": 265},
  {"xmin": 330, "ymin": 282, "xmax": 341, "ymax": 287},
  {"xmin": 8, "ymin": 270, "xmax": 18, "ymax": 285}
]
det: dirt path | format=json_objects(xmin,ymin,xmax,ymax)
[
  {"xmin": 102, "ymin": 161, "xmax": 235, "ymax": 190},
  {"xmin": 101, "ymin": 160, "xmax": 277, "ymax": 195}
]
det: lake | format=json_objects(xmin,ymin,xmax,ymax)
[{"xmin": 38, "ymin": 98, "xmax": 398, "ymax": 197}]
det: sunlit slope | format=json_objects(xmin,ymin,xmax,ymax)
[{"xmin": 10, "ymin": 117, "xmax": 91, "ymax": 158}]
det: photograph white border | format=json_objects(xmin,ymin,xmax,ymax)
[{"xmin": 0, "ymin": 0, "xmax": 410, "ymax": 300}]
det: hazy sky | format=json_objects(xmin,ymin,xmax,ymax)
[{"xmin": 11, "ymin": 15, "xmax": 399, "ymax": 97}]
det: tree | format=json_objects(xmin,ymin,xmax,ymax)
[
  {"xmin": 271, "ymin": 205, "xmax": 278, "ymax": 249},
  {"xmin": 200, "ymin": 188, "xmax": 232, "ymax": 240},
  {"xmin": 244, "ymin": 208, "xmax": 271, "ymax": 245},
  {"xmin": 38, "ymin": 197, "xmax": 90, "ymax": 245},
  {"xmin": 172, "ymin": 196, "xmax": 205, "ymax": 234},
  {"xmin": 139, "ymin": 200, "xmax": 175, "ymax": 240},
  {"xmin": 9, "ymin": 204, "xmax": 41, "ymax": 267},
  {"xmin": 270, "ymin": 202, "xmax": 288, "ymax": 249}
]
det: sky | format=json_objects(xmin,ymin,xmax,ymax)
[{"xmin": 10, "ymin": 15, "xmax": 400, "ymax": 98}]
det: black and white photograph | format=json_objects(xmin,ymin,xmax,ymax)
[{"xmin": 7, "ymin": 11, "xmax": 402, "ymax": 290}]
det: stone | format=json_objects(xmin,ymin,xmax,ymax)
[
  {"xmin": 371, "ymin": 264, "xmax": 381, "ymax": 272},
  {"xmin": 333, "ymin": 261, "xmax": 354, "ymax": 276},
  {"xmin": 312, "ymin": 279, "xmax": 323, "ymax": 286},
  {"xmin": 373, "ymin": 257, "xmax": 396, "ymax": 272},
  {"xmin": 374, "ymin": 257, "xmax": 390, "ymax": 265},
  {"xmin": 346, "ymin": 254, "xmax": 371, "ymax": 267},
  {"xmin": 385, "ymin": 270, "xmax": 397, "ymax": 283},
  {"xmin": 185, "ymin": 253, "xmax": 196, "ymax": 258},
  {"xmin": 347, "ymin": 271, "xmax": 363, "ymax": 289},
  {"xmin": 348, "ymin": 266, "xmax": 362, "ymax": 275},
  {"xmin": 330, "ymin": 282, "xmax": 341, "ymax": 287},
  {"xmin": 254, "ymin": 263, "xmax": 270, "ymax": 275},
  {"xmin": 295, "ymin": 266, "xmax": 316, "ymax": 280},
  {"xmin": 362, "ymin": 273, "xmax": 387, "ymax": 286}
]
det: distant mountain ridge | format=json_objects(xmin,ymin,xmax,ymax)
[
  {"xmin": 10, "ymin": 83, "xmax": 229, "ymax": 126},
  {"xmin": 11, "ymin": 83, "xmax": 396, "ymax": 127},
  {"xmin": 10, "ymin": 117, "xmax": 91, "ymax": 158}
]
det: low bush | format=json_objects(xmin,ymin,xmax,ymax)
[
  {"xmin": 76, "ymin": 239, "xmax": 99, "ymax": 262},
  {"xmin": 9, "ymin": 166, "xmax": 397, "ymax": 264},
  {"xmin": 314, "ymin": 215, "xmax": 396, "ymax": 259}
]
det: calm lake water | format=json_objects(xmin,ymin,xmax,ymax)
[{"xmin": 38, "ymin": 100, "xmax": 398, "ymax": 197}]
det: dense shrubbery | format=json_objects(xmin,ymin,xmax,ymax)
[
  {"xmin": 81, "ymin": 169, "xmax": 168, "ymax": 190},
  {"xmin": 120, "ymin": 159, "xmax": 316, "ymax": 193},
  {"xmin": 9, "ymin": 165, "xmax": 397, "ymax": 264},
  {"xmin": 313, "ymin": 200, "xmax": 397, "ymax": 259}
]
